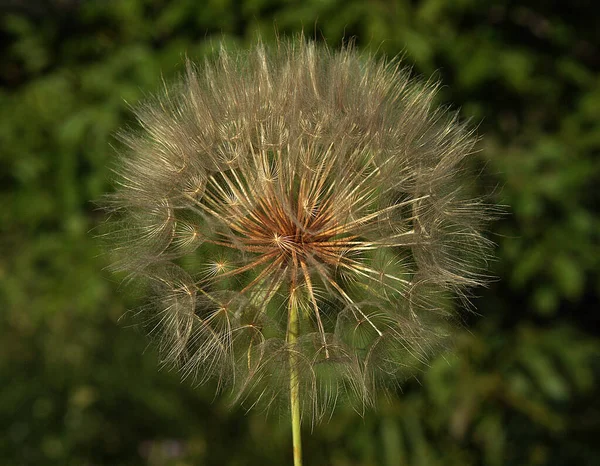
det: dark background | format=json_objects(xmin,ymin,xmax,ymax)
[{"xmin": 1, "ymin": 0, "xmax": 599, "ymax": 465}]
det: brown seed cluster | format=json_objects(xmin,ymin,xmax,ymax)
[{"xmin": 103, "ymin": 38, "xmax": 494, "ymax": 420}]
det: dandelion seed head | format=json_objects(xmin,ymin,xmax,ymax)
[{"xmin": 103, "ymin": 36, "xmax": 496, "ymax": 421}]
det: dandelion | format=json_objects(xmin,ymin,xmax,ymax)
[{"xmin": 103, "ymin": 36, "xmax": 494, "ymax": 465}]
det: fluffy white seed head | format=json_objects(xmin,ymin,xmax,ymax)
[{"xmin": 103, "ymin": 37, "xmax": 495, "ymax": 421}]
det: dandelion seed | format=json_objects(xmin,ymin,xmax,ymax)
[
  {"xmin": 202, "ymin": 259, "xmax": 231, "ymax": 279},
  {"xmin": 102, "ymin": 35, "xmax": 496, "ymax": 466}
]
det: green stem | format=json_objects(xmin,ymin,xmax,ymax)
[{"xmin": 288, "ymin": 293, "xmax": 303, "ymax": 466}]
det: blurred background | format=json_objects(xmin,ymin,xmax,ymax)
[{"xmin": 1, "ymin": 0, "xmax": 599, "ymax": 465}]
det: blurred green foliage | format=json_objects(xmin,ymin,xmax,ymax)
[{"xmin": 1, "ymin": 0, "xmax": 599, "ymax": 465}]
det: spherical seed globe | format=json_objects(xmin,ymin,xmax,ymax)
[{"xmin": 104, "ymin": 38, "xmax": 494, "ymax": 421}]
